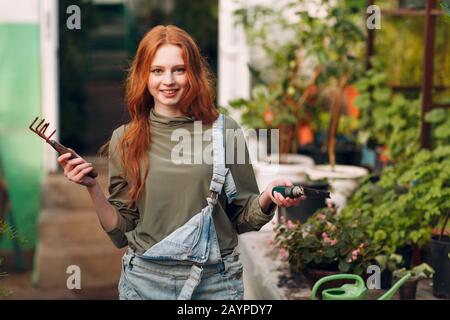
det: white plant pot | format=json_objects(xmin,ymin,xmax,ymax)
[
  {"xmin": 305, "ymin": 165, "xmax": 369, "ymax": 210},
  {"xmin": 254, "ymin": 153, "xmax": 315, "ymax": 231},
  {"xmin": 253, "ymin": 154, "xmax": 315, "ymax": 192}
]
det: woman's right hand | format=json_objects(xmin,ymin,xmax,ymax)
[{"xmin": 57, "ymin": 149, "xmax": 96, "ymax": 188}]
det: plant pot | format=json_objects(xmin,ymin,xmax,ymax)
[
  {"xmin": 431, "ymin": 235, "xmax": 450, "ymax": 299},
  {"xmin": 298, "ymin": 142, "xmax": 362, "ymax": 166},
  {"xmin": 396, "ymin": 245, "xmax": 413, "ymax": 269},
  {"xmin": 278, "ymin": 180, "xmax": 329, "ymax": 223},
  {"xmin": 253, "ymin": 153, "xmax": 315, "ymax": 191},
  {"xmin": 397, "ymin": 278, "xmax": 418, "ymax": 300},
  {"xmin": 305, "ymin": 164, "xmax": 369, "ymax": 210},
  {"xmin": 380, "ymin": 269, "xmax": 393, "ymax": 290},
  {"xmin": 302, "ymin": 268, "xmax": 343, "ymax": 299}
]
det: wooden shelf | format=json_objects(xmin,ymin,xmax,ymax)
[
  {"xmin": 432, "ymin": 103, "xmax": 450, "ymax": 109},
  {"xmin": 381, "ymin": 8, "xmax": 444, "ymax": 16}
]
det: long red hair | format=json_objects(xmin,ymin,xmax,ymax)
[{"xmin": 120, "ymin": 25, "xmax": 218, "ymax": 205}]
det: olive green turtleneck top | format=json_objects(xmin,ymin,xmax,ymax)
[{"xmin": 106, "ymin": 108, "xmax": 275, "ymax": 256}]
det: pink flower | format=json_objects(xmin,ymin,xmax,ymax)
[
  {"xmin": 323, "ymin": 235, "xmax": 337, "ymax": 246},
  {"xmin": 271, "ymin": 220, "xmax": 276, "ymax": 225},
  {"xmin": 351, "ymin": 249, "xmax": 360, "ymax": 261},
  {"xmin": 287, "ymin": 220, "xmax": 295, "ymax": 230},
  {"xmin": 279, "ymin": 248, "xmax": 289, "ymax": 260},
  {"xmin": 267, "ymin": 239, "xmax": 274, "ymax": 246}
]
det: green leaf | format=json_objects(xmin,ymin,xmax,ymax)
[
  {"xmin": 433, "ymin": 146, "xmax": 450, "ymax": 158},
  {"xmin": 425, "ymin": 109, "xmax": 447, "ymax": 124},
  {"xmin": 373, "ymin": 87, "xmax": 391, "ymax": 102},
  {"xmin": 338, "ymin": 261, "xmax": 351, "ymax": 273},
  {"xmin": 435, "ymin": 122, "xmax": 450, "ymax": 139},
  {"xmin": 325, "ymin": 248, "xmax": 335, "ymax": 258}
]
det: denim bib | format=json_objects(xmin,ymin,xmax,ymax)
[{"xmin": 131, "ymin": 114, "xmax": 238, "ymax": 299}]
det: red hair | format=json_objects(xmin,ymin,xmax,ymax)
[{"xmin": 120, "ymin": 25, "xmax": 218, "ymax": 205}]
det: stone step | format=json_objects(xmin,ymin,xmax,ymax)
[
  {"xmin": 36, "ymin": 207, "xmax": 125, "ymax": 290},
  {"xmin": 35, "ymin": 240, "xmax": 124, "ymax": 290},
  {"xmin": 41, "ymin": 157, "xmax": 110, "ymax": 210},
  {"xmin": 38, "ymin": 208, "xmax": 112, "ymax": 246}
]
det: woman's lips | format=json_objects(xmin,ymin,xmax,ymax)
[{"xmin": 160, "ymin": 89, "xmax": 179, "ymax": 98}]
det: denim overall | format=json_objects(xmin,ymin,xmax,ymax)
[{"xmin": 119, "ymin": 114, "xmax": 244, "ymax": 300}]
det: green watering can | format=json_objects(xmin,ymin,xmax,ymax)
[{"xmin": 311, "ymin": 273, "xmax": 412, "ymax": 300}]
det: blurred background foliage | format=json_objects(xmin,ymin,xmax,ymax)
[{"xmin": 59, "ymin": 0, "xmax": 218, "ymax": 154}]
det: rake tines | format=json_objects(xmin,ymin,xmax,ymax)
[
  {"xmin": 29, "ymin": 116, "xmax": 56, "ymax": 142},
  {"xmin": 28, "ymin": 116, "xmax": 99, "ymax": 178}
]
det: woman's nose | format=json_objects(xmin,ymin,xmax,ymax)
[{"xmin": 162, "ymin": 71, "xmax": 175, "ymax": 85}]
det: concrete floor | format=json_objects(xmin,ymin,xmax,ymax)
[{"xmin": 1, "ymin": 271, "xmax": 119, "ymax": 300}]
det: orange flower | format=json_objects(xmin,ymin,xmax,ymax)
[{"xmin": 263, "ymin": 108, "xmax": 274, "ymax": 126}]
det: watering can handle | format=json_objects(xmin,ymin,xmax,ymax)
[
  {"xmin": 377, "ymin": 272, "xmax": 412, "ymax": 300},
  {"xmin": 311, "ymin": 274, "xmax": 365, "ymax": 300}
]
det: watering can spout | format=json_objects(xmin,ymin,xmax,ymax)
[{"xmin": 377, "ymin": 273, "xmax": 412, "ymax": 300}]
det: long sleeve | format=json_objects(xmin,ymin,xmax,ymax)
[
  {"xmin": 106, "ymin": 126, "xmax": 140, "ymax": 248},
  {"xmin": 224, "ymin": 117, "xmax": 276, "ymax": 234}
]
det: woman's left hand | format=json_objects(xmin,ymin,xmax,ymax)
[{"xmin": 263, "ymin": 178, "xmax": 304, "ymax": 208}]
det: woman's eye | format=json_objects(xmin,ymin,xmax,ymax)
[
  {"xmin": 151, "ymin": 69, "xmax": 162, "ymax": 74},
  {"xmin": 174, "ymin": 68, "xmax": 185, "ymax": 74}
]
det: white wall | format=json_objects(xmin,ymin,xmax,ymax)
[
  {"xmin": 40, "ymin": 0, "xmax": 59, "ymax": 173},
  {"xmin": 0, "ymin": 0, "xmax": 59, "ymax": 173},
  {"xmin": 218, "ymin": 0, "xmax": 313, "ymax": 123},
  {"xmin": 218, "ymin": 0, "xmax": 251, "ymax": 123}
]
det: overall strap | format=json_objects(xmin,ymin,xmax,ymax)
[{"xmin": 208, "ymin": 114, "xmax": 228, "ymax": 204}]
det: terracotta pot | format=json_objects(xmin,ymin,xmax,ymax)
[{"xmin": 302, "ymin": 268, "xmax": 352, "ymax": 299}]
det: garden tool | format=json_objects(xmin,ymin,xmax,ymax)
[
  {"xmin": 28, "ymin": 117, "xmax": 98, "ymax": 178},
  {"xmin": 311, "ymin": 273, "xmax": 412, "ymax": 300},
  {"xmin": 272, "ymin": 185, "xmax": 330, "ymax": 199}
]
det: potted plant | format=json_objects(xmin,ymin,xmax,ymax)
[
  {"xmin": 342, "ymin": 101, "xmax": 450, "ymax": 252},
  {"xmin": 393, "ymin": 263, "xmax": 434, "ymax": 300},
  {"xmin": 273, "ymin": 205, "xmax": 381, "ymax": 288},
  {"xmin": 374, "ymin": 253, "xmax": 404, "ymax": 290},
  {"xmin": 295, "ymin": 2, "xmax": 369, "ymax": 208},
  {"xmin": 231, "ymin": 2, "xmax": 322, "ymax": 188}
]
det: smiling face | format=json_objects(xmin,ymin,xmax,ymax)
[{"xmin": 147, "ymin": 44, "xmax": 188, "ymax": 115}]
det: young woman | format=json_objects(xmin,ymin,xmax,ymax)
[{"xmin": 58, "ymin": 25, "xmax": 302, "ymax": 300}]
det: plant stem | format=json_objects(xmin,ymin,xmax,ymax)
[
  {"xmin": 328, "ymin": 74, "xmax": 349, "ymax": 170},
  {"xmin": 439, "ymin": 210, "xmax": 450, "ymax": 241}
]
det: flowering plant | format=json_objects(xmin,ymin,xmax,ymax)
[{"xmin": 274, "ymin": 206, "xmax": 381, "ymax": 276}]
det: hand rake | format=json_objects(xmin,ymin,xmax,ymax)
[{"xmin": 29, "ymin": 117, "xmax": 98, "ymax": 178}]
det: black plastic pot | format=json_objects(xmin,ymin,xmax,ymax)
[
  {"xmin": 278, "ymin": 181, "xmax": 329, "ymax": 224},
  {"xmin": 380, "ymin": 269, "xmax": 393, "ymax": 290},
  {"xmin": 297, "ymin": 142, "xmax": 362, "ymax": 166},
  {"xmin": 431, "ymin": 235, "xmax": 450, "ymax": 299},
  {"xmin": 398, "ymin": 279, "xmax": 418, "ymax": 300},
  {"xmin": 396, "ymin": 245, "xmax": 413, "ymax": 269}
]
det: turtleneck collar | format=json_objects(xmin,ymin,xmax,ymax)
[{"xmin": 149, "ymin": 107, "xmax": 195, "ymax": 127}]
